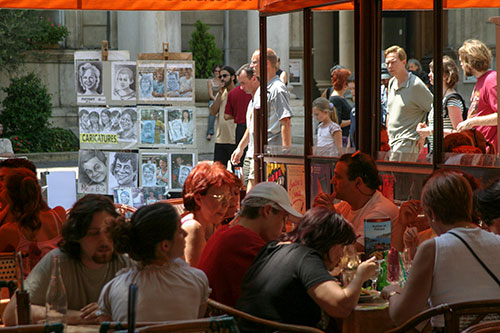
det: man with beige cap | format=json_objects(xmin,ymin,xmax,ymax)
[{"xmin": 198, "ymin": 181, "xmax": 302, "ymax": 306}]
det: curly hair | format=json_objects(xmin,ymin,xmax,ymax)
[
  {"xmin": 182, "ymin": 161, "xmax": 235, "ymax": 212},
  {"xmin": 458, "ymin": 39, "xmax": 491, "ymax": 73},
  {"xmin": 5, "ymin": 168, "xmax": 46, "ymax": 231},
  {"xmin": 59, "ymin": 195, "xmax": 118, "ymax": 260},
  {"xmin": 281, "ymin": 207, "xmax": 356, "ymax": 257},
  {"xmin": 107, "ymin": 203, "xmax": 179, "ymax": 264},
  {"xmin": 0, "ymin": 158, "xmax": 36, "ymax": 174}
]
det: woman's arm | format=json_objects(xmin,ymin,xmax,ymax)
[
  {"xmin": 386, "ymin": 239, "xmax": 435, "ymax": 325},
  {"xmin": 448, "ymin": 105, "xmax": 464, "ymax": 131},
  {"xmin": 207, "ymin": 80, "xmax": 215, "ymax": 100},
  {"xmin": 307, "ymin": 257, "xmax": 377, "ymax": 318},
  {"xmin": 181, "ymin": 221, "xmax": 205, "ymax": 267}
]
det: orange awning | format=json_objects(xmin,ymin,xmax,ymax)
[
  {"xmin": 261, "ymin": 0, "xmax": 500, "ymax": 12},
  {"xmin": 0, "ymin": 0, "xmax": 260, "ymax": 10}
]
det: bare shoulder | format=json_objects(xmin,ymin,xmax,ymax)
[{"xmin": 182, "ymin": 219, "xmax": 203, "ymax": 233}]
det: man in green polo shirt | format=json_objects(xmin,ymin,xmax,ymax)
[{"xmin": 385, "ymin": 45, "xmax": 433, "ymax": 162}]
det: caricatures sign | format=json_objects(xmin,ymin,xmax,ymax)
[
  {"xmin": 166, "ymin": 61, "xmax": 195, "ymax": 104},
  {"xmin": 79, "ymin": 107, "xmax": 138, "ymax": 149}
]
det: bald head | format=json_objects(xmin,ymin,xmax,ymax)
[{"xmin": 250, "ymin": 48, "xmax": 279, "ymax": 82}]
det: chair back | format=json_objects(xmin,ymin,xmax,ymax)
[
  {"xmin": 159, "ymin": 198, "xmax": 185, "ymax": 216},
  {"xmin": 386, "ymin": 299, "xmax": 500, "ymax": 333},
  {"xmin": 461, "ymin": 319, "xmax": 500, "ymax": 333},
  {"xmin": 207, "ymin": 298, "xmax": 324, "ymax": 333},
  {"xmin": 0, "ymin": 323, "xmax": 64, "ymax": 332},
  {"xmin": 0, "ymin": 252, "xmax": 18, "ymax": 297},
  {"xmin": 135, "ymin": 315, "xmax": 238, "ymax": 332}
]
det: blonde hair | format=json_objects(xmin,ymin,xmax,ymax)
[
  {"xmin": 458, "ymin": 39, "xmax": 491, "ymax": 72},
  {"xmin": 313, "ymin": 97, "xmax": 338, "ymax": 123},
  {"xmin": 384, "ymin": 45, "xmax": 407, "ymax": 61}
]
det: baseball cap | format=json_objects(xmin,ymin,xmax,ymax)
[{"xmin": 244, "ymin": 182, "xmax": 303, "ymax": 218}]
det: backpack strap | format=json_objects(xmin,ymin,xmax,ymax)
[{"xmin": 443, "ymin": 92, "xmax": 467, "ymax": 119}]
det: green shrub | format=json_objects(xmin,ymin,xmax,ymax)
[
  {"xmin": 10, "ymin": 135, "xmax": 33, "ymax": 154},
  {"xmin": 1, "ymin": 72, "xmax": 52, "ymax": 141},
  {"xmin": 188, "ymin": 20, "xmax": 223, "ymax": 79},
  {"xmin": 38, "ymin": 128, "xmax": 79, "ymax": 152}
]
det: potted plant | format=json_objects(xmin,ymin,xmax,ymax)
[
  {"xmin": 188, "ymin": 20, "xmax": 222, "ymax": 102},
  {"xmin": 29, "ymin": 16, "xmax": 69, "ymax": 49}
]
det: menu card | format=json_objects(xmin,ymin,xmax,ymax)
[{"xmin": 364, "ymin": 217, "xmax": 391, "ymax": 258}]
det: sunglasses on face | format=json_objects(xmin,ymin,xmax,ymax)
[{"xmin": 220, "ymin": 74, "xmax": 230, "ymax": 78}]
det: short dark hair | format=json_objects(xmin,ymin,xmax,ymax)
[
  {"xmin": 339, "ymin": 152, "xmax": 381, "ymax": 190},
  {"xmin": 281, "ymin": 207, "xmax": 356, "ymax": 257},
  {"xmin": 474, "ymin": 177, "xmax": 500, "ymax": 226},
  {"xmin": 108, "ymin": 203, "xmax": 179, "ymax": 264},
  {"xmin": 111, "ymin": 153, "xmax": 138, "ymax": 175},
  {"xmin": 59, "ymin": 195, "xmax": 119, "ymax": 260},
  {"xmin": 236, "ymin": 64, "xmax": 257, "ymax": 80},
  {"xmin": 0, "ymin": 158, "xmax": 36, "ymax": 174}
]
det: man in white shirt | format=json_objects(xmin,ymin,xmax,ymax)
[{"xmin": 314, "ymin": 151, "xmax": 400, "ymax": 252}]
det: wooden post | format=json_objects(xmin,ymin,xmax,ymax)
[
  {"xmin": 488, "ymin": 17, "xmax": 500, "ymax": 156},
  {"xmin": 101, "ymin": 40, "xmax": 109, "ymax": 61},
  {"xmin": 163, "ymin": 42, "xmax": 169, "ymax": 60},
  {"xmin": 304, "ymin": 8, "xmax": 313, "ymax": 209}
]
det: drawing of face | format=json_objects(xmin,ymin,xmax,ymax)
[
  {"xmin": 90, "ymin": 113, "xmax": 99, "ymax": 126},
  {"xmin": 101, "ymin": 112, "xmax": 110, "ymax": 125},
  {"xmin": 118, "ymin": 73, "xmax": 132, "ymax": 89},
  {"xmin": 182, "ymin": 111, "xmax": 190, "ymax": 121},
  {"xmin": 114, "ymin": 158, "xmax": 135, "ymax": 186},
  {"xmin": 83, "ymin": 156, "xmax": 106, "ymax": 184},
  {"xmin": 120, "ymin": 191, "xmax": 131, "ymax": 204},
  {"xmin": 159, "ymin": 159, "xmax": 167, "ymax": 170},
  {"xmin": 120, "ymin": 113, "xmax": 133, "ymax": 131},
  {"xmin": 81, "ymin": 112, "xmax": 90, "ymax": 125},
  {"xmin": 140, "ymin": 77, "xmax": 152, "ymax": 92},
  {"xmin": 154, "ymin": 70, "xmax": 164, "ymax": 82},
  {"xmin": 81, "ymin": 68, "xmax": 98, "ymax": 91},
  {"xmin": 179, "ymin": 167, "xmax": 190, "ymax": 182},
  {"xmin": 143, "ymin": 165, "xmax": 155, "ymax": 184},
  {"xmin": 143, "ymin": 122, "xmax": 153, "ymax": 139}
]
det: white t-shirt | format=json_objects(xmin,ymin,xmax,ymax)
[
  {"xmin": 316, "ymin": 121, "xmax": 341, "ymax": 156},
  {"xmin": 335, "ymin": 190, "xmax": 399, "ymax": 246},
  {"xmin": 98, "ymin": 258, "xmax": 210, "ymax": 322},
  {"xmin": 245, "ymin": 87, "xmax": 260, "ymax": 158}
]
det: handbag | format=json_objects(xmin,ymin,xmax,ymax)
[{"xmin": 449, "ymin": 231, "xmax": 500, "ymax": 287}]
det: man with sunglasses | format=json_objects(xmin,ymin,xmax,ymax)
[
  {"xmin": 313, "ymin": 152, "xmax": 399, "ymax": 252},
  {"xmin": 210, "ymin": 66, "xmax": 237, "ymax": 168},
  {"xmin": 198, "ymin": 181, "xmax": 302, "ymax": 307}
]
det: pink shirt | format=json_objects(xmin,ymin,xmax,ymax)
[{"xmin": 468, "ymin": 70, "xmax": 498, "ymax": 150}]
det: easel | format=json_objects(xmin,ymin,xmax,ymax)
[{"xmin": 138, "ymin": 42, "xmax": 193, "ymax": 60}]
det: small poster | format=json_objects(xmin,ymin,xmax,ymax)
[
  {"xmin": 310, "ymin": 163, "xmax": 332, "ymax": 206},
  {"xmin": 108, "ymin": 152, "xmax": 139, "ymax": 194},
  {"xmin": 111, "ymin": 61, "xmax": 137, "ymax": 101},
  {"xmin": 167, "ymin": 109, "xmax": 195, "ymax": 145},
  {"xmin": 139, "ymin": 107, "xmax": 166, "ymax": 146},
  {"xmin": 286, "ymin": 164, "xmax": 305, "ymax": 215},
  {"xmin": 76, "ymin": 61, "xmax": 105, "ymax": 105},
  {"xmin": 364, "ymin": 217, "xmax": 392, "ymax": 258},
  {"xmin": 117, "ymin": 108, "xmax": 138, "ymax": 143},
  {"xmin": 78, "ymin": 150, "xmax": 108, "ymax": 194},
  {"xmin": 137, "ymin": 62, "xmax": 165, "ymax": 102},
  {"xmin": 165, "ymin": 62, "xmax": 195, "ymax": 103},
  {"xmin": 266, "ymin": 162, "xmax": 286, "ymax": 186},
  {"xmin": 289, "ymin": 58, "xmax": 302, "ymax": 86},
  {"xmin": 140, "ymin": 152, "xmax": 170, "ymax": 188},
  {"xmin": 114, "ymin": 187, "xmax": 134, "ymax": 206},
  {"xmin": 170, "ymin": 153, "xmax": 196, "ymax": 190},
  {"xmin": 143, "ymin": 186, "xmax": 169, "ymax": 204}
]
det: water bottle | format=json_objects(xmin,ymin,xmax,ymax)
[{"xmin": 45, "ymin": 255, "xmax": 67, "ymax": 324}]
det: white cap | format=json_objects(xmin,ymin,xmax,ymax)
[{"xmin": 244, "ymin": 182, "xmax": 303, "ymax": 218}]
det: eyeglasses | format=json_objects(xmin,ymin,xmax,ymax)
[
  {"xmin": 220, "ymin": 74, "xmax": 230, "ymax": 78},
  {"xmin": 208, "ymin": 194, "xmax": 230, "ymax": 205}
]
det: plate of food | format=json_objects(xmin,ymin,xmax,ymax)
[{"xmin": 359, "ymin": 288, "xmax": 379, "ymax": 303}]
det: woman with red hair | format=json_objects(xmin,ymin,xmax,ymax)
[
  {"xmin": 0, "ymin": 168, "xmax": 66, "ymax": 275},
  {"xmin": 181, "ymin": 161, "xmax": 235, "ymax": 266},
  {"xmin": 322, "ymin": 67, "xmax": 352, "ymax": 146}
]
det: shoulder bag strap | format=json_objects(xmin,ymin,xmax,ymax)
[{"xmin": 449, "ymin": 231, "xmax": 500, "ymax": 287}]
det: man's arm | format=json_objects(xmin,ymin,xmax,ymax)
[
  {"xmin": 280, "ymin": 117, "xmax": 291, "ymax": 147},
  {"xmin": 456, "ymin": 113, "xmax": 498, "ymax": 131},
  {"xmin": 230, "ymin": 128, "xmax": 250, "ymax": 165},
  {"xmin": 209, "ymin": 90, "xmax": 224, "ymax": 116}
]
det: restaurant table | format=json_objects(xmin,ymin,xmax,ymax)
[
  {"xmin": 342, "ymin": 299, "xmax": 395, "ymax": 333},
  {"xmin": 67, "ymin": 325, "xmax": 99, "ymax": 332}
]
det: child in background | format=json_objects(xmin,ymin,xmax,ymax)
[{"xmin": 313, "ymin": 97, "xmax": 342, "ymax": 156}]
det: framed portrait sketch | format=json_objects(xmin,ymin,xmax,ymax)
[
  {"xmin": 137, "ymin": 61, "xmax": 165, "ymax": 103},
  {"xmin": 165, "ymin": 61, "xmax": 195, "ymax": 104},
  {"xmin": 107, "ymin": 152, "xmax": 139, "ymax": 194},
  {"xmin": 170, "ymin": 152, "xmax": 196, "ymax": 190},
  {"xmin": 113, "ymin": 187, "xmax": 134, "ymax": 206},
  {"xmin": 75, "ymin": 61, "xmax": 105, "ymax": 105},
  {"xmin": 139, "ymin": 107, "xmax": 166, "ymax": 146},
  {"xmin": 78, "ymin": 150, "xmax": 108, "ymax": 194},
  {"xmin": 142, "ymin": 186, "xmax": 169, "ymax": 205},
  {"xmin": 117, "ymin": 108, "xmax": 139, "ymax": 146},
  {"xmin": 289, "ymin": 59, "xmax": 303, "ymax": 86},
  {"xmin": 166, "ymin": 108, "xmax": 195, "ymax": 146},
  {"xmin": 111, "ymin": 61, "xmax": 137, "ymax": 103},
  {"xmin": 139, "ymin": 151, "xmax": 170, "ymax": 188}
]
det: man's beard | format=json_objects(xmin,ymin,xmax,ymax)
[{"xmin": 91, "ymin": 249, "xmax": 113, "ymax": 264}]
